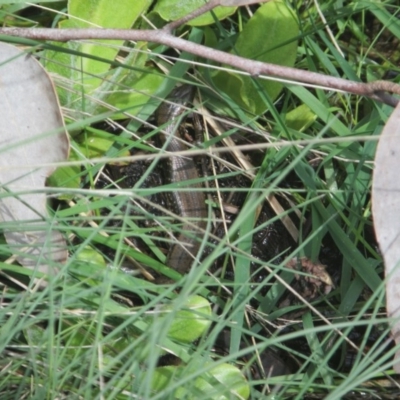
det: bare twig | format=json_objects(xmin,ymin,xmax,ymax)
[
  {"xmin": 163, "ymin": 0, "xmax": 272, "ymax": 32},
  {"xmin": 162, "ymin": 0, "xmax": 219, "ymax": 32},
  {"xmin": 0, "ymin": 0, "xmax": 397, "ymax": 105},
  {"xmin": 0, "ymin": 26, "xmax": 398, "ymax": 106}
]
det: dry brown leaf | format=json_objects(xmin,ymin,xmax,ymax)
[
  {"xmin": 0, "ymin": 43, "xmax": 69, "ymax": 280},
  {"xmin": 372, "ymin": 102, "xmax": 400, "ymax": 373}
]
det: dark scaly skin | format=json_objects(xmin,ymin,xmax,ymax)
[{"xmin": 156, "ymin": 86, "xmax": 207, "ymax": 276}]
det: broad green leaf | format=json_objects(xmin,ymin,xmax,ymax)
[
  {"xmin": 47, "ymin": 146, "xmax": 81, "ymax": 194},
  {"xmin": 44, "ymin": 0, "xmax": 152, "ymax": 113},
  {"xmin": 153, "ymin": 0, "xmax": 236, "ymax": 26},
  {"xmin": 197, "ymin": 363, "xmax": 250, "ymax": 400},
  {"xmin": 213, "ymin": 0, "xmax": 298, "ymax": 114},
  {"xmin": 76, "ymin": 246, "xmax": 106, "ymax": 267},
  {"xmin": 285, "ymin": 104, "xmax": 317, "ymax": 132},
  {"xmin": 68, "ymin": 0, "xmax": 148, "ymax": 28},
  {"xmin": 106, "ymin": 67, "xmax": 165, "ymax": 119},
  {"xmin": 69, "ymin": 249, "xmax": 152, "ymax": 301},
  {"xmin": 75, "ymin": 128, "xmax": 130, "ymax": 159},
  {"xmin": 221, "ymin": 0, "xmax": 268, "ymax": 5},
  {"xmin": 152, "ymin": 363, "xmax": 250, "ymax": 399},
  {"xmin": 151, "ymin": 295, "xmax": 212, "ymax": 344},
  {"xmin": 47, "ymin": 163, "xmax": 80, "ymax": 193},
  {"xmin": 0, "ymin": 0, "xmax": 63, "ymax": 3}
]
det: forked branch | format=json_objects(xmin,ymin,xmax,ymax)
[{"xmin": 0, "ymin": 0, "xmax": 398, "ymax": 106}]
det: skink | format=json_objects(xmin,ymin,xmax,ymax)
[{"xmin": 156, "ymin": 85, "xmax": 207, "ymax": 276}]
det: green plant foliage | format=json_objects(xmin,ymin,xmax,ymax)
[
  {"xmin": 105, "ymin": 62, "xmax": 165, "ymax": 119},
  {"xmin": 76, "ymin": 128, "xmax": 131, "ymax": 159},
  {"xmin": 163, "ymin": 295, "xmax": 212, "ymax": 343},
  {"xmin": 47, "ymin": 148, "xmax": 80, "ymax": 192},
  {"xmin": 1, "ymin": 0, "xmax": 400, "ymax": 399},
  {"xmin": 153, "ymin": 0, "xmax": 236, "ymax": 26},
  {"xmin": 213, "ymin": 0, "xmax": 298, "ymax": 114},
  {"xmin": 43, "ymin": 0, "xmax": 153, "ymax": 112},
  {"xmin": 151, "ymin": 363, "xmax": 250, "ymax": 399},
  {"xmin": 285, "ymin": 104, "xmax": 317, "ymax": 132}
]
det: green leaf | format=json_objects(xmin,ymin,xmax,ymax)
[
  {"xmin": 285, "ymin": 104, "xmax": 317, "ymax": 132},
  {"xmin": 200, "ymin": 363, "xmax": 250, "ymax": 400},
  {"xmin": 161, "ymin": 295, "xmax": 212, "ymax": 344},
  {"xmin": 152, "ymin": 363, "xmax": 250, "ymax": 399},
  {"xmin": 68, "ymin": 0, "xmax": 149, "ymax": 28},
  {"xmin": 47, "ymin": 163, "xmax": 80, "ymax": 193},
  {"xmin": 76, "ymin": 246, "xmax": 106, "ymax": 267},
  {"xmin": 153, "ymin": 0, "xmax": 236, "ymax": 26},
  {"xmin": 43, "ymin": 0, "xmax": 152, "ymax": 112},
  {"xmin": 47, "ymin": 147, "xmax": 81, "ymax": 194},
  {"xmin": 75, "ymin": 128, "xmax": 131, "ymax": 159},
  {"xmin": 213, "ymin": 0, "xmax": 298, "ymax": 114},
  {"xmin": 70, "ymin": 247, "xmax": 151, "ymax": 294},
  {"xmin": 106, "ymin": 68, "xmax": 165, "ymax": 119}
]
